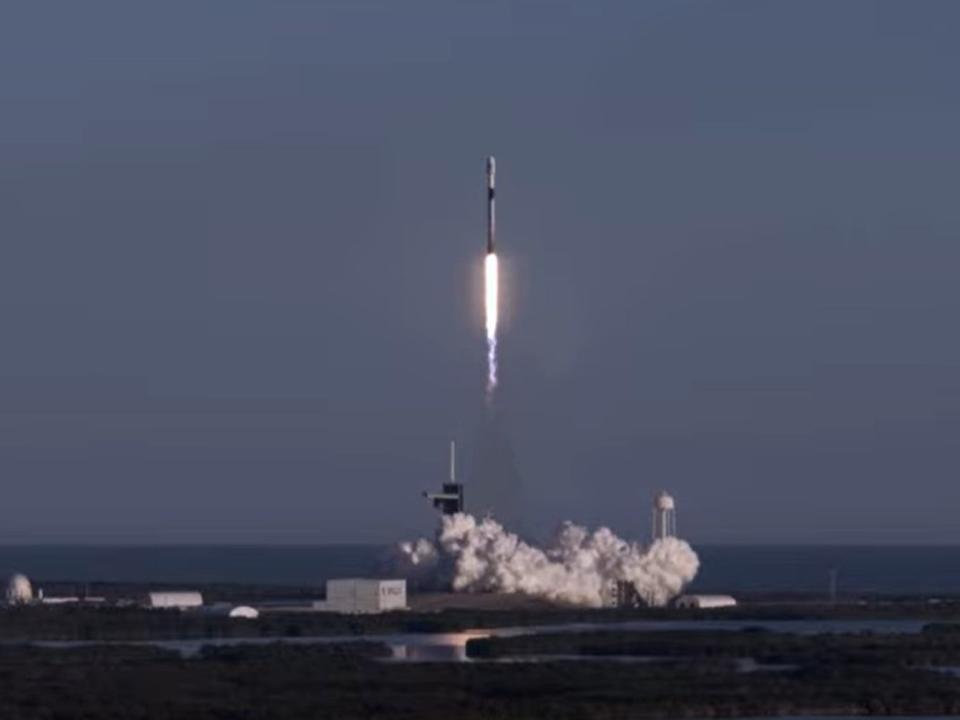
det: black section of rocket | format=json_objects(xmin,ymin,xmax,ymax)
[{"xmin": 486, "ymin": 156, "xmax": 496, "ymax": 255}]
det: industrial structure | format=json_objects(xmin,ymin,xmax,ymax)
[
  {"xmin": 39, "ymin": 595, "xmax": 107, "ymax": 606},
  {"xmin": 0, "ymin": 577, "xmax": 261, "ymax": 618},
  {"xmin": 652, "ymin": 491, "xmax": 677, "ymax": 541},
  {"xmin": 145, "ymin": 591, "xmax": 204, "ymax": 610},
  {"xmin": 315, "ymin": 579, "xmax": 407, "ymax": 614},
  {"xmin": 424, "ymin": 440, "xmax": 464, "ymax": 515},
  {"xmin": 675, "ymin": 594, "xmax": 737, "ymax": 609},
  {"xmin": 604, "ymin": 491, "xmax": 686, "ymax": 608},
  {"xmin": 608, "ymin": 580, "xmax": 642, "ymax": 608}
]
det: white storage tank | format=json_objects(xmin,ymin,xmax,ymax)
[
  {"xmin": 5, "ymin": 574, "xmax": 33, "ymax": 605},
  {"xmin": 675, "ymin": 594, "xmax": 737, "ymax": 609},
  {"xmin": 322, "ymin": 579, "xmax": 407, "ymax": 614},
  {"xmin": 146, "ymin": 591, "xmax": 204, "ymax": 610}
]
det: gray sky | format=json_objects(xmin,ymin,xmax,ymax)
[{"xmin": 1, "ymin": 0, "xmax": 959, "ymax": 544}]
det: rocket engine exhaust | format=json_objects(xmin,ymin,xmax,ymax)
[
  {"xmin": 485, "ymin": 253, "xmax": 498, "ymax": 397},
  {"xmin": 485, "ymin": 157, "xmax": 499, "ymax": 401}
]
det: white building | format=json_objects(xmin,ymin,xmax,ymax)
[
  {"xmin": 40, "ymin": 596, "xmax": 107, "ymax": 605},
  {"xmin": 675, "ymin": 594, "xmax": 737, "ymax": 609},
  {"xmin": 202, "ymin": 603, "xmax": 259, "ymax": 619},
  {"xmin": 146, "ymin": 591, "xmax": 204, "ymax": 610},
  {"xmin": 316, "ymin": 579, "xmax": 407, "ymax": 614}
]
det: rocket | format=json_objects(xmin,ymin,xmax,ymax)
[{"xmin": 486, "ymin": 156, "xmax": 496, "ymax": 255}]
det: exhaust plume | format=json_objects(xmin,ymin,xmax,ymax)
[
  {"xmin": 398, "ymin": 513, "xmax": 698, "ymax": 607},
  {"xmin": 484, "ymin": 252, "xmax": 499, "ymax": 399}
]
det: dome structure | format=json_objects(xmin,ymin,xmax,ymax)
[
  {"xmin": 5, "ymin": 574, "xmax": 33, "ymax": 605},
  {"xmin": 228, "ymin": 605, "xmax": 259, "ymax": 619}
]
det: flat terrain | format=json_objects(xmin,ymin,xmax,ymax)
[
  {"xmin": 5, "ymin": 592, "xmax": 960, "ymax": 642},
  {"xmin": 3, "ymin": 594, "xmax": 960, "ymax": 718},
  {"xmin": 2, "ymin": 633, "xmax": 960, "ymax": 719}
]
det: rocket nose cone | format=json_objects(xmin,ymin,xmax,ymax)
[{"xmin": 487, "ymin": 156, "xmax": 495, "ymax": 173}]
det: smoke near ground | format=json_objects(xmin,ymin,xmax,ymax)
[{"xmin": 398, "ymin": 513, "xmax": 699, "ymax": 607}]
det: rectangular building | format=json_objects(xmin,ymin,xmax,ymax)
[
  {"xmin": 320, "ymin": 579, "xmax": 406, "ymax": 614},
  {"xmin": 146, "ymin": 591, "xmax": 204, "ymax": 609}
]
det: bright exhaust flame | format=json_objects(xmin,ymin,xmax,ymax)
[{"xmin": 484, "ymin": 252, "xmax": 499, "ymax": 398}]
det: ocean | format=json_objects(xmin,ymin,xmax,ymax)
[{"xmin": 0, "ymin": 544, "xmax": 957, "ymax": 595}]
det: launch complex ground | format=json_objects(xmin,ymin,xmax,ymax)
[
  {"xmin": 5, "ymin": 559, "xmax": 960, "ymax": 719},
  {"xmin": 3, "ymin": 590, "xmax": 960, "ymax": 718},
  {"xmin": 4, "ymin": 580, "xmax": 960, "ymax": 634}
]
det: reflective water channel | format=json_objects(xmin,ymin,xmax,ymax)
[{"xmin": 19, "ymin": 617, "xmax": 936, "ymax": 663}]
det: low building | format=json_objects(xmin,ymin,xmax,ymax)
[
  {"xmin": 146, "ymin": 591, "xmax": 203, "ymax": 610},
  {"xmin": 675, "ymin": 594, "xmax": 737, "ymax": 609},
  {"xmin": 40, "ymin": 596, "xmax": 107, "ymax": 605},
  {"xmin": 39, "ymin": 596, "xmax": 80, "ymax": 605},
  {"xmin": 315, "ymin": 579, "xmax": 407, "ymax": 614}
]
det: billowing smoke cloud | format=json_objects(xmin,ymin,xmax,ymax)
[{"xmin": 397, "ymin": 513, "xmax": 698, "ymax": 607}]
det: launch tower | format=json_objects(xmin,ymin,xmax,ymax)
[{"xmin": 424, "ymin": 441, "xmax": 464, "ymax": 515}]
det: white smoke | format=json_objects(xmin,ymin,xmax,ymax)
[
  {"xmin": 397, "ymin": 513, "xmax": 698, "ymax": 607},
  {"xmin": 397, "ymin": 538, "xmax": 438, "ymax": 567}
]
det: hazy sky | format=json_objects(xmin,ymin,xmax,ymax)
[{"xmin": 2, "ymin": 1, "xmax": 959, "ymax": 544}]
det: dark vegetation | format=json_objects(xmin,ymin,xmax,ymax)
[
  {"xmin": 0, "ymin": 605, "xmax": 381, "ymax": 642},
  {"xmin": 0, "ymin": 605, "xmax": 692, "ymax": 642},
  {"xmin": 468, "ymin": 625, "xmax": 960, "ymax": 666},
  {"xmin": 2, "ymin": 639, "xmax": 960, "ymax": 719},
  {"xmin": 6, "ymin": 593, "xmax": 960, "ymax": 643},
  {"xmin": 6, "ymin": 596, "xmax": 960, "ymax": 718}
]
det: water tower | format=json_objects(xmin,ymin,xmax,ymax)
[{"xmin": 651, "ymin": 491, "xmax": 676, "ymax": 541}]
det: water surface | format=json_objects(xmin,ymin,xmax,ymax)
[{"xmin": 0, "ymin": 544, "xmax": 959, "ymax": 595}]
